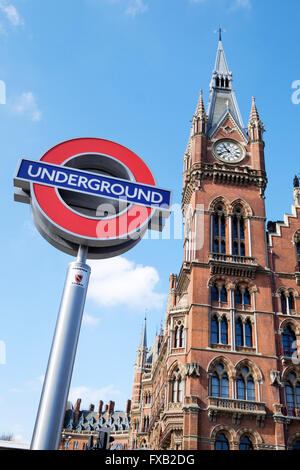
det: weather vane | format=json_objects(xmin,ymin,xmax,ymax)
[{"xmin": 214, "ymin": 24, "xmax": 227, "ymax": 42}]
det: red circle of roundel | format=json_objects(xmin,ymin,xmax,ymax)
[{"xmin": 33, "ymin": 138, "xmax": 155, "ymax": 240}]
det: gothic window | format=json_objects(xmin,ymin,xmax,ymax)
[
  {"xmin": 171, "ymin": 369, "xmax": 183, "ymax": 403},
  {"xmin": 232, "ymin": 207, "xmax": 245, "ymax": 257},
  {"xmin": 211, "ymin": 283, "xmax": 228, "ymax": 304},
  {"xmin": 213, "ymin": 205, "xmax": 226, "ymax": 254},
  {"xmin": 215, "ymin": 433, "xmax": 229, "ymax": 450},
  {"xmin": 289, "ymin": 293, "xmax": 295, "ymax": 312},
  {"xmin": 174, "ymin": 324, "xmax": 184, "ymax": 348},
  {"xmin": 239, "ymin": 436, "xmax": 253, "ymax": 450},
  {"xmin": 245, "ymin": 319, "xmax": 253, "ymax": 347},
  {"xmin": 221, "ymin": 317, "xmax": 228, "ymax": 345},
  {"xmin": 211, "ymin": 364, "xmax": 229, "ymax": 398},
  {"xmin": 282, "ymin": 326, "xmax": 297, "ymax": 357},
  {"xmin": 237, "ymin": 366, "xmax": 255, "ymax": 401},
  {"xmin": 211, "ymin": 315, "xmax": 228, "ymax": 345},
  {"xmin": 281, "ymin": 292, "xmax": 287, "ymax": 314},
  {"xmin": 236, "ymin": 318, "xmax": 243, "ymax": 347},
  {"xmin": 235, "ymin": 287, "xmax": 251, "ymax": 307},
  {"xmin": 211, "ymin": 315, "xmax": 219, "ymax": 344},
  {"xmin": 296, "ymin": 242, "xmax": 300, "ymax": 271},
  {"xmin": 284, "ymin": 372, "xmax": 300, "ymax": 417}
]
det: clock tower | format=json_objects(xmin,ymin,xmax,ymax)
[{"xmin": 128, "ymin": 33, "xmax": 300, "ymax": 451}]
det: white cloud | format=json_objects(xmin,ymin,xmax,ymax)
[
  {"xmin": 189, "ymin": 0, "xmax": 252, "ymax": 8},
  {"xmin": 82, "ymin": 313, "xmax": 100, "ymax": 327},
  {"xmin": 0, "ymin": 1, "xmax": 23, "ymax": 26},
  {"xmin": 87, "ymin": 257, "xmax": 166, "ymax": 311},
  {"xmin": 12, "ymin": 92, "xmax": 42, "ymax": 122},
  {"xmin": 125, "ymin": 0, "xmax": 148, "ymax": 17},
  {"xmin": 69, "ymin": 384, "xmax": 126, "ymax": 409}
]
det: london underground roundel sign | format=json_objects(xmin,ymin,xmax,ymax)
[{"xmin": 14, "ymin": 138, "xmax": 171, "ymax": 259}]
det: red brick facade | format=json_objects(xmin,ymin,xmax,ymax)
[{"xmin": 128, "ymin": 38, "xmax": 300, "ymax": 451}]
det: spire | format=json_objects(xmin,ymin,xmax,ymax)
[
  {"xmin": 139, "ymin": 316, "xmax": 147, "ymax": 349},
  {"xmin": 194, "ymin": 89, "xmax": 206, "ymax": 120},
  {"xmin": 207, "ymin": 34, "xmax": 244, "ymax": 134},
  {"xmin": 248, "ymin": 96, "xmax": 263, "ymax": 126},
  {"xmin": 248, "ymin": 96, "xmax": 264, "ymax": 141}
]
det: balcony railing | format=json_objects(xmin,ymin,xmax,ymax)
[
  {"xmin": 209, "ymin": 253, "xmax": 257, "ymax": 265},
  {"xmin": 283, "ymin": 406, "xmax": 300, "ymax": 418},
  {"xmin": 208, "ymin": 253, "xmax": 258, "ymax": 279},
  {"xmin": 208, "ymin": 396, "xmax": 266, "ymax": 414}
]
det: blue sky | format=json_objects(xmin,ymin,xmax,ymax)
[{"xmin": 0, "ymin": 0, "xmax": 300, "ymax": 443}]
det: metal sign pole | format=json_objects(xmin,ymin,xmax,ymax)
[{"xmin": 30, "ymin": 245, "xmax": 91, "ymax": 450}]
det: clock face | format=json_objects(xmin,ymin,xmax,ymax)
[{"xmin": 214, "ymin": 140, "xmax": 244, "ymax": 163}]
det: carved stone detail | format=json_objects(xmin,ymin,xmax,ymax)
[{"xmin": 185, "ymin": 362, "xmax": 201, "ymax": 378}]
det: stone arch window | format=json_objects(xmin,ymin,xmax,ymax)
[
  {"xmin": 282, "ymin": 325, "xmax": 297, "ymax": 357},
  {"xmin": 210, "ymin": 363, "xmax": 229, "ymax": 398},
  {"xmin": 235, "ymin": 285, "xmax": 251, "ymax": 307},
  {"xmin": 232, "ymin": 205, "xmax": 246, "ymax": 257},
  {"xmin": 174, "ymin": 322, "xmax": 184, "ymax": 348},
  {"xmin": 239, "ymin": 435, "xmax": 254, "ymax": 450},
  {"xmin": 171, "ymin": 368, "xmax": 183, "ymax": 403},
  {"xmin": 213, "ymin": 204, "xmax": 226, "ymax": 254},
  {"xmin": 211, "ymin": 314, "xmax": 229, "ymax": 345},
  {"xmin": 235, "ymin": 317, "xmax": 253, "ymax": 348},
  {"xmin": 284, "ymin": 371, "xmax": 300, "ymax": 417},
  {"xmin": 279, "ymin": 288, "xmax": 297, "ymax": 315},
  {"xmin": 142, "ymin": 416, "xmax": 150, "ymax": 432},
  {"xmin": 215, "ymin": 432, "xmax": 230, "ymax": 450},
  {"xmin": 211, "ymin": 282, "xmax": 228, "ymax": 304},
  {"xmin": 236, "ymin": 366, "xmax": 255, "ymax": 401}
]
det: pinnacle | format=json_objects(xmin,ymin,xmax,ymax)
[
  {"xmin": 194, "ymin": 90, "xmax": 207, "ymax": 121},
  {"xmin": 248, "ymin": 96, "xmax": 263, "ymax": 126}
]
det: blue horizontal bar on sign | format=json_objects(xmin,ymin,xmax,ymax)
[{"xmin": 15, "ymin": 159, "xmax": 172, "ymax": 210}]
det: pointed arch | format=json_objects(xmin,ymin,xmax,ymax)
[
  {"xmin": 230, "ymin": 198, "xmax": 253, "ymax": 218},
  {"xmin": 207, "ymin": 355, "xmax": 235, "ymax": 377},
  {"xmin": 235, "ymin": 358, "xmax": 263, "ymax": 382},
  {"xmin": 208, "ymin": 196, "xmax": 231, "ymax": 214}
]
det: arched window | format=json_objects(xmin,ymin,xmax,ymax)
[
  {"xmin": 174, "ymin": 324, "xmax": 184, "ymax": 348},
  {"xmin": 179, "ymin": 326, "xmax": 184, "ymax": 348},
  {"xmin": 232, "ymin": 207, "xmax": 245, "ymax": 257},
  {"xmin": 236, "ymin": 318, "xmax": 243, "ymax": 347},
  {"xmin": 235, "ymin": 287, "xmax": 243, "ymax": 305},
  {"xmin": 235, "ymin": 287, "xmax": 251, "ymax": 307},
  {"xmin": 211, "ymin": 283, "xmax": 228, "ymax": 304},
  {"xmin": 171, "ymin": 369, "xmax": 183, "ymax": 403},
  {"xmin": 211, "ymin": 315, "xmax": 219, "ymax": 344},
  {"xmin": 237, "ymin": 366, "xmax": 255, "ymax": 401},
  {"xmin": 281, "ymin": 292, "xmax": 287, "ymax": 314},
  {"xmin": 245, "ymin": 319, "xmax": 253, "ymax": 347},
  {"xmin": 282, "ymin": 326, "xmax": 297, "ymax": 357},
  {"xmin": 212, "ymin": 284, "xmax": 219, "ymax": 302},
  {"xmin": 221, "ymin": 317, "xmax": 228, "ymax": 345},
  {"xmin": 211, "ymin": 315, "xmax": 228, "ymax": 345},
  {"xmin": 213, "ymin": 205, "xmax": 226, "ymax": 254},
  {"xmin": 215, "ymin": 433, "xmax": 229, "ymax": 450},
  {"xmin": 239, "ymin": 436, "xmax": 253, "ymax": 450},
  {"xmin": 289, "ymin": 293, "xmax": 295, "ymax": 312},
  {"xmin": 285, "ymin": 372, "xmax": 300, "ymax": 417},
  {"xmin": 210, "ymin": 364, "xmax": 229, "ymax": 398}
]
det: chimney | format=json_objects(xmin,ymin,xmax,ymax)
[
  {"xmin": 74, "ymin": 398, "xmax": 81, "ymax": 423},
  {"xmin": 108, "ymin": 400, "xmax": 115, "ymax": 416},
  {"xmin": 89, "ymin": 404, "xmax": 95, "ymax": 412},
  {"xmin": 97, "ymin": 400, "xmax": 103, "ymax": 418},
  {"xmin": 126, "ymin": 399, "xmax": 131, "ymax": 415}
]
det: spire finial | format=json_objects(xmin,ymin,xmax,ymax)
[{"xmin": 214, "ymin": 25, "xmax": 226, "ymax": 42}]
